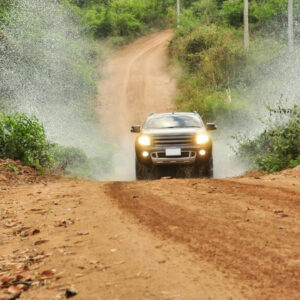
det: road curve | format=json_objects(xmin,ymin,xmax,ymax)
[{"xmin": 98, "ymin": 30, "xmax": 175, "ymax": 137}]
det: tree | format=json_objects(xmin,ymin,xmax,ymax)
[
  {"xmin": 288, "ymin": 0, "xmax": 294, "ymax": 52},
  {"xmin": 177, "ymin": 0, "xmax": 181, "ymax": 28},
  {"xmin": 244, "ymin": 0, "xmax": 249, "ymax": 50}
]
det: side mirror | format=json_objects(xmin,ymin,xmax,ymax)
[
  {"xmin": 131, "ymin": 125, "xmax": 141, "ymax": 133},
  {"xmin": 206, "ymin": 123, "xmax": 217, "ymax": 131}
]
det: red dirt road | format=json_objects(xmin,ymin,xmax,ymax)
[{"xmin": 0, "ymin": 168, "xmax": 300, "ymax": 299}]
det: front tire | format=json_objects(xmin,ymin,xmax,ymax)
[
  {"xmin": 135, "ymin": 159, "xmax": 150, "ymax": 180},
  {"xmin": 193, "ymin": 158, "xmax": 214, "ymax": 178},
  {"xmin": 202, "ymin": 158, "xmax": 214, "ymax": 178}
]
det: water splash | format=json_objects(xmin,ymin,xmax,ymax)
[
  {"xmin": 0, "ymin": 0, "xmax": 111, "ymax": 178},
  {"xmin": 214, "ymin": 47, "xmax": 300, "ymax": 178}
]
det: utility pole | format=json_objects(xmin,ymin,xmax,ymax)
[
  {"xmin": 288, "ymin": 0, "xmax": 294, "ymax": 52},
  {"xmin": 177, "ymin": 0, "xmax": 181, "ymax": 28},
  {"xmin": 244, "ymin": 0, "xmax": 249, "ymax": 50}
]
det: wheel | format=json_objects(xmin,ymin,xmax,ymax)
[
  {"xmin": 202, "ymin": 158, "xmax": 214, "ymax": 178},
  {"xmin": 135, "ymin": 159, "xmax": 150, "ymax": 180},
  {"xmin": 193, "ymin": 158, "xmax": 214, "ymax": 178},
  {"xmin": 176, "ymin": 165, "xmax": 194, "ymax": 178}
]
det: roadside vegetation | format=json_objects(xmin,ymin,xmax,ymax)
[
  {"xmin": 0, "ymin": 113, "xmax": 51, "ymax": 168},
  {"xmin": 168, "ymin": 0, "xmax": 300, "ymax": 173},
  {"xmin": 0, "ymin": 113, "xmax": 111, "ymax": 177},
  {"xmin": 65, "ymin": 0, "xmax": 176, "ymax": 46},
  {"xmin": 234, "ymin": 104, "xmax": 300, "ymax": 172}
]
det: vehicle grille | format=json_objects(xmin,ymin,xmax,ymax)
[
  {"xmin": 154, "ymin": 151, "xmax": 195, "ymax": 159},
  {"xmin": 152, "ymin": 134, "xmax": 195, "ymax": 147}
]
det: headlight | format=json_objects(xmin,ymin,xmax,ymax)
[
  {"xmin": 138, "ymin": 135, "xmax": 151, "ymax": 146},
  {"xmin": 196, "ymin": 134, "xmax": 209, "ymax": 144}
]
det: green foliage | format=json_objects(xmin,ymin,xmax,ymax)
[
  {"xmin": 4, "ymin": 162, "xmax": 18, "ymax": 174},
  {"xmin": 222, "ymin": 0, "xmax": 288, "ymax": 28},
  {"xmin": 234, "ymin": 105, "xmax": 300, "ymax": 172},
  {"xmin": 51, "ymin": 144, "xmax": 89, "ymax": 170},
  {"xmin": 69, "ymin": 0, "xmax": 175, "ymax": 39},
  {"xmin": 0, "ymin": 112, "xmax": 111, "ymax": 178},
  {"xmin": 0, "ymin": 7, "xmax": 7, "ymax": 24},
  {"xmin": 114, "ymin": 12, "xmax": 142, "ymax": 36},
  {"xmin": 0, "ymin": 113, "xmax": 51, "ymax": 167},
  {"xmin": 190, "ymin": 0, "xmax": 219, "ymax": 24},
  {"xmin": 51, "ymin": 143, "xmax": 112, "ymax": 178},
  {"xmin": 169, "ymin": 24, "xmax": 246, "ymax": 121}
]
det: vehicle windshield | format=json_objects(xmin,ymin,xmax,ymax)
[{"xmin": 143, "ymin": 115, "xmax": 204, "ymax": 129}]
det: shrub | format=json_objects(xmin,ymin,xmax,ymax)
[
  {"xmin": 222, "ymin": 0, "xmax": 288, "ymax": 29},
  {"xmin": 50, "ymin": 144, "xmax": 89, "ymax": 170},
  {"xmin": 169, "ymin": 24, "xmax": 246, "ymax": 121},
  {"xmin": 81, "ymin": 7, "xmax": 113, "ymax": 37},
  {"xmin": 234, "ymin": 105, "xmax": 300, "ymax": 172},
  {"xmin": 222, "ymin": 0, "xmax": 244, "ymax": 27},
  {"xmin": 69, "ymin": 0, "xmax": 175, "ymax": 39},
  {"xmin": 190, "ymin": 0, "xmax": 219, "ymax": 24},
  {"xmin": 0, "ymin": 8, "xmax": 7, "ymax": 24},
  {"xmin": 170, "ymin": 25, "xmax": 246, "ymax": 87},
  {"xmin": 114, "ymin": 12, "xmax": 142, "ymax": 36},
  {"xmin": 50, "ymin": 143, "xmax": 112, "ymax": 178},
  {"xmin": 0, "ymin": 113, "xmax": 51, "ymax": 167}
]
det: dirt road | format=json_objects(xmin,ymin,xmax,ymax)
[
  {"xmin": 98, "ymin": 30, "xmax": 175, "ymax": 180},
  {"xmin": 98, "ymin": 30, "xmax": 174, "ymax": 135},
  {"xmin": 1, "ymin": 166, "xmax": 300, "ymax": 299},
  {"xmin": 1, "ymin": 32, "xmax": 300, "ymax": 300}
]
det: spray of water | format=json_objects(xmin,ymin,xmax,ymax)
[
  {"xmin": 213, "ymin": 47, "xmax": 300, "ymax": 178},
  {"xmin": 0, "ymin": 0, "xmax": 112, "ymax": 179}
]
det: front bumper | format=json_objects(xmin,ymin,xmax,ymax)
[
  {"xmin": 136, "ymin": 145, "xmax": 212, "ymax": 166},
  {"xmin": 151, "ymin": 150, "xmax": 196, "ymax": 165}
]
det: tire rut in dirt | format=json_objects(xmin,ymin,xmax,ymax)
[{"xmin": 108, "ymin": 180, "xmax": 300, "ymax": 299}]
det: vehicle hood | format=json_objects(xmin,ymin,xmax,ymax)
[{"xmin": 142, "ymin": 127, "xmax": 207, "ymax": 135}]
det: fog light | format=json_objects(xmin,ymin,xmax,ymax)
[
  {"xmin": 142, "ymin": 151, "xmax": 149, "ymax": 158},
  {"xmin": 199, "ymin": 150, "xmax": 206, "ymax": 156}
]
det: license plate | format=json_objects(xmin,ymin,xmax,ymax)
[{"xmin": 166, "ymin": 148, "xmax": 181, "ymax": 157}]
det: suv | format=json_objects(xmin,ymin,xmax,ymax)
[{"xmin": 131, "ymin": 112, "xmax": 217, "ymax": 180}]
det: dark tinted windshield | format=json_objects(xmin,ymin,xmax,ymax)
[{"xmin": 144, "ymin": 115, "xmax": 204, "ymax": 129}]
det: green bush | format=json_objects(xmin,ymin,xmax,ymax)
[
  {"xmin": 0, "ymin": 8, "xmax": 7, "ymax": 24},
  {"xmin": 114, "ymin": 12, "xmax": 142, "ymax": 36},
  {"xmin": 170, "ymin": 25, "xmax": 246, "ymax": 87},
  {"xmin": 190, "ymin": 0, "xmax": 219, "ymax": 24},
  {"xmin": 0, "ymin": 113, "xmax": 51, "ymax": 167},
  {"xmin": 234, "ymin": 105, "xmax": 300, "ymax": 172},
  {"xmin": 50, "ymin": 144, "xmax": 89, "ymax": 170},
  {"xmin": 222, "ymin": 0, "xmax": 244, "ymax": 27},
  {"xmin": 50, "ymin": 143, "xmax": 112, "ymax": 178},
  {"xmin": 69, "ymin": 0, "xmax": 175, "ymax": 39},
  {"xmin": 169, "ymin": 24, "xmax": 246, "ymax": 121},
  {"xmin": 222, "ymin": 0, "xmax": 288, "ymax": 28}
]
